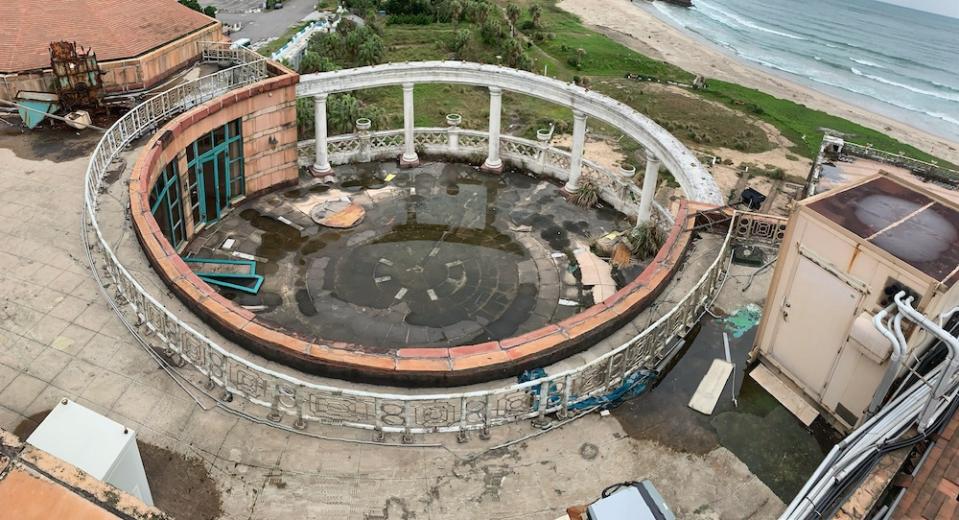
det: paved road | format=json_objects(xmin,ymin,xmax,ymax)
[{"xmin": 208, "ymin": 0, "xmax": 320, "ymax": 44}]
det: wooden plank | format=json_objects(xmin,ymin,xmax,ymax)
[
  {"xmin": 750, "ymin": 364, "xmax": 819, "ymax": 426},
  {"xmin": 688, "ymin": 359, "xmax": 734, "ymax": 415}
]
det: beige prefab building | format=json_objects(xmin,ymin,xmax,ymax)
[{"xmin": 753, "ymin": 172, "xmax": 959, "ymax": 431}]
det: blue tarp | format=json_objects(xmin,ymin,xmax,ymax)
[
  {"xmin": 518, "ymin": 368, "xmax": 658, "ymax": 413},
  {"xmin": 17, "ymin": 99, "xmax": 59, "ymax": 129}
]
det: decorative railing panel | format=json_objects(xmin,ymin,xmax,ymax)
[
  {"xmin": 299, "ymin": 128, "xmax": 675, "ymax": 225},
  {"xmin": 733, "ymin": 211, "xmax": 789, "ymax": 244}
]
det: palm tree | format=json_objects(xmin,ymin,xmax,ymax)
[
  {"xmin": 358, "ymin": 34, "xmax": 384, "ymax": 66},
  {"xmin": 506, "ymin": 3, "xmax": 520, "ymax": 36},
  {"xmin": 529, "ymin": 4, "xmax": 543, "ymax": 29},
  {"xmin": 450, "ymin": 28, "xmax": 471, "ymax": 60},
  {"xmin": 327, "ymin": 94, "xmax": 360, "ymax": 134},
  {"xmin": 449, "ymin": 0, "xmax": 463, "ymax": 23},
  {"xmin": 504, "ymin": 37, "xmax": 524, "ymax": 68}
]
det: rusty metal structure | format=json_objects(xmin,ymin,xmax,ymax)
[{"xmin": 49, "ymin": 41, "xmax": 103, "ymax": 110}]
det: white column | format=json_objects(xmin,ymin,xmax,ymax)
[
  {"xmin": 400, "ymin": 82, "xmax": 419, "ymax": 166},
  {"xmin": 482, "ymin": 86, "xmax": 503, "ymax": 172},
  {"xmin": 312, "ymin": 94, "xmax": 332, "ymax": 175},
  {"xmin": 564, "ymin": 110, "xmax": 588, "ymax": 192},
  {"xmin": 638, "ymin": 149, "xmax": 661, "ymax": 224}
]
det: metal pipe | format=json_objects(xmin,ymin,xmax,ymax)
[
  {"xmin": 893, "ymin": 292, "xmax": 959, "ymax": 432},
  {"xmin": 940, "ymin": 306, "xmax": 959, "ymax": 328},
  {"xmin": 866, "ymin": 305, "xmax": 906, "ymax": 418}
]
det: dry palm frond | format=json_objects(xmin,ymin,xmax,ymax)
[
  {"xmin": 627, "ymin": 221, "xmax": 666, "ymax": 260},
  {"xmin": 572, "ymin": 177, "xmax": 600, "ymax": 208}
]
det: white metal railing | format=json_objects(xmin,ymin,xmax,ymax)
[
  {"xmin": 298, "ymin": 128, "xmax": 677, "ymax": 225},
  {"xmin": 83, "ymin": 49, "xmax": 776, "ymax": 435},
  {"xmin": 843, "ymin": 141, "xmax": 959, "ymax": 183}
]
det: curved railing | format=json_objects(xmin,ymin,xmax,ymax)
[
  {"xmin": 82, "ymin": 48, "xmax": 783, "ymax": 435},
  {"xmin": 298, "ymin": 62, "xmax": 724, "ymax": 205},
  {"xmin": 297, "ymin": 128, "xmax": 676, "ymax": 224}
]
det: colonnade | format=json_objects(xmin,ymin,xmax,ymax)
[{"xmin": 310, "ymin": 84, "xmax": 661, "ymax": 224}]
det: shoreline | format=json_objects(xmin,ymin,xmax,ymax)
[{"xmin": 556, "ymin": 0, "xmax": 959, "ymax": 165}]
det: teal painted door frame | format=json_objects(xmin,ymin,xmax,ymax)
[{"xmin": 187, "ymin": 119, "xmax": 244, "ymax": 228}]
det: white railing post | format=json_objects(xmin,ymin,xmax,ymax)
[
  {"xmin": 536, "ymin": 128, "xmax": 551, "ymax": 175},
  {"xmin": 400, "ymin": 82, "xmax": 419, "ymax": 167},
  {"xmin": 312, "ymin": 94, "xmax": 333, "ymax": 176},
  {"xmin": 482, "ymin": 86, "xmax": 503, "ymax": 173},
  {"xmin": 564, "ymin": 110, "xmax": 588, "ymax": 193},
  {"xmin": 638, "ymin": 149, "xmax": 661, "ymax": 225},
  {"xmin": 356, "ymin": 118, "xmax": 372, "ymax": 163},
  {"xmin": 446, "ymin": 113, "xmax": 462, "ymax": 153}
]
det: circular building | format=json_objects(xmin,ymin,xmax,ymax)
[{"xmin": 81, "ymin": 44, "xmax": 779, "ymax": 434}]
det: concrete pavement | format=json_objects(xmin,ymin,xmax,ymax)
[{"xmin": 0, "ymin": 128, "xmax": 785, "ymax": 519}]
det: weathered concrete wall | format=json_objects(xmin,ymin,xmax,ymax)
[{"xmin": 103, "ymin": 23, "xmax": 228, "ymax": 93}]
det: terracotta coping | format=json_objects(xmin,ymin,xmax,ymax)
[{"xmin": 128, "ymin": 71, "xmax": 699, "ymax": 386}]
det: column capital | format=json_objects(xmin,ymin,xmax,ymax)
[
  {"xmin": 572, "ymin": 109, "xmax": 587, "ymax": 122},
  {"xmin": 314, "ymin": 93, "xmax": 328, "ymax": 102},
  {"xmin": 402, "ymin": 82, "xmax": 415, "ymax": 92},
  {"xmin": 645, "ymin": 148, "xmax": 660, "ymax": 163},
  {"xmin": 488, "ymin": 86, "xmax": 503, "ymax": 96}
]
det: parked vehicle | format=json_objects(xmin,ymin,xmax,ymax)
[{"xmin": 230, "ymin": 38, "xmax": 251, "ymax": 49}]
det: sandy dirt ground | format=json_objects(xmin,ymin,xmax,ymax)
[
  {"xmin": 557, "ymin": 0, "xmax": 959, "ymax": 165},
  {"xmin": 553, "ymin": 134, "xmax": 628, "ymax": 172}
]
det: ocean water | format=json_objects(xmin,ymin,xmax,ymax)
[{"xmin": 645, "ymin": 0, "xmax": 959, "ymax": 142}]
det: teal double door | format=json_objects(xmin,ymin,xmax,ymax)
[{"xmin": 187, "ymin": 120, "xmax": 245, "ymax": 227}]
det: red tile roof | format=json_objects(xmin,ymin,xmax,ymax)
[
  {"xmin": 897, "ymin": 410, "xmax": 959, "ymax": 519},
  {"xmin": 0, "ymin": 0, "xmax": 217, "ymax": 73}
]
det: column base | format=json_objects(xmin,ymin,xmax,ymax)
[
  {"xmin": 481, "ymin": 159, "xmax": 503, "ymax": 174},
  {"xmin": 399, "ymin": 153, "xmax": 420, "ymax": 168},
  {"xmin": 559, "ymin": 185, "xmax": 579, "ymax": 202},
  {"xmin": 311, "ymin": 164, "xmax": 334, "ymax": 180}
]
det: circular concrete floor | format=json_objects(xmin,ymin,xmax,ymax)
[{"xmin": 188, "ymin": 161, "xmax": 631, "ymax": 351}]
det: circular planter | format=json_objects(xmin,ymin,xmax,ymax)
[
  {"xmin": 619, "ymin": 164, "xmax": 637, "ymax": 178},
  {"xmin": 536, "ymin": 128, "xmax": 552, "ymax": 142},
  {"xmin": 355, "ymin": 118, "xmax": 372, "ymax": 131},
  {"xmin": 446, "ymin": 113, "xmax": 462, "ymax": 127}
]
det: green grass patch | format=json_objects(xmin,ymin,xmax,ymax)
[
  {"xmin": 592, "ymin": 79, "xmax": 774, "ymax": 153},
  {"xmin": 701, "ymin": 80, "xmax": 954, "ymax": 165}
]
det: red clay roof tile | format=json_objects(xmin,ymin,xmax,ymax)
[{"xmin": 0, "ymin": 0, "xmax": 216, "ymax": 73}]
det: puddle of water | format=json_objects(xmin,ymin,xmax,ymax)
[{"xmin": 613, "ymin": 317, "xmax": 838, "ymax": 501}]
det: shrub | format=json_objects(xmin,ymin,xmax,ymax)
[
  {"xmin": 627, "ymin": 221, "xmax": 665, "ymax": 259},
  {"xmin": 572, "ymin": 177, "xmax": 600, "ymax": 208}
]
